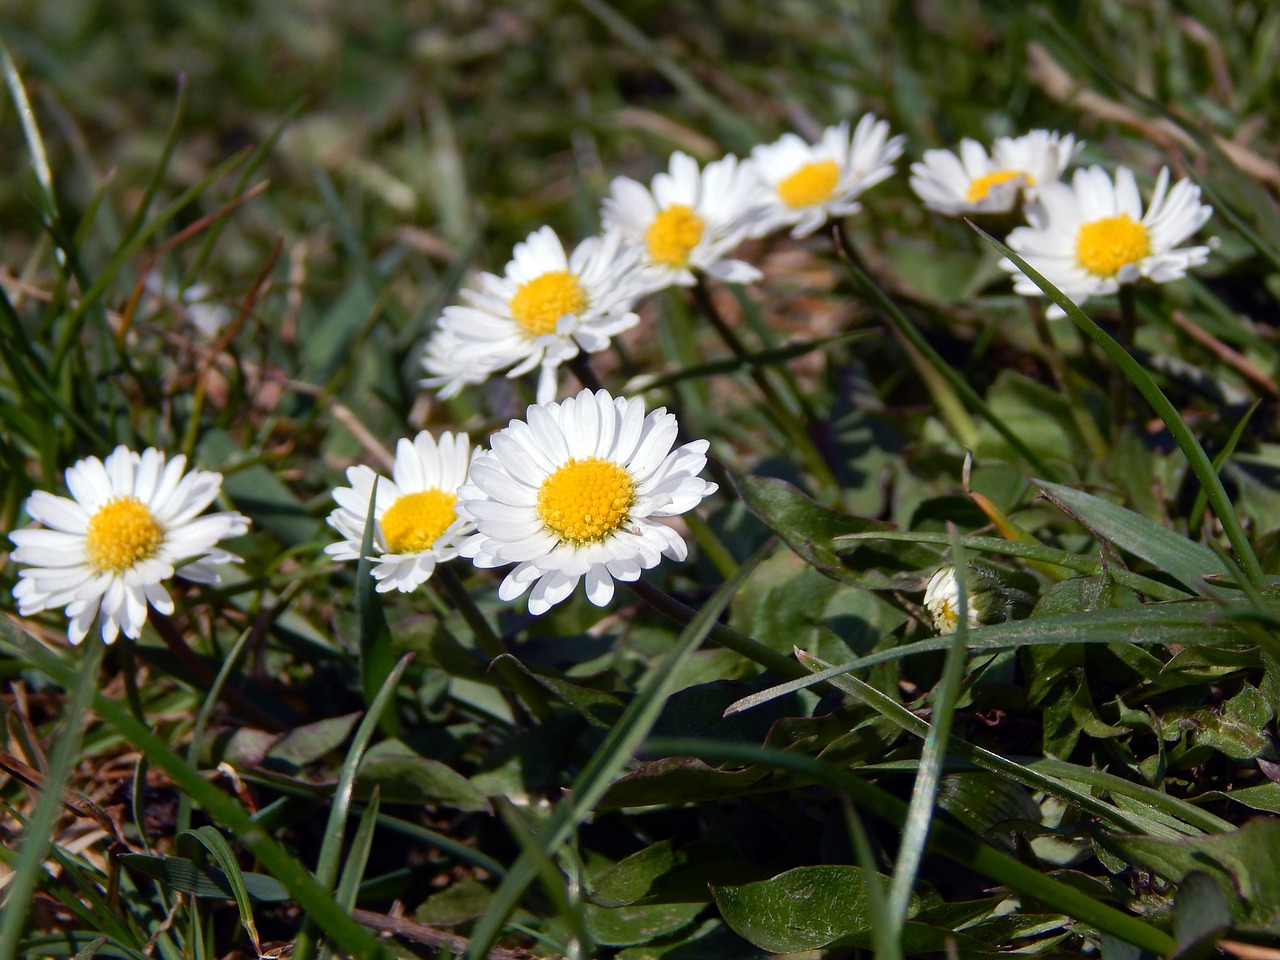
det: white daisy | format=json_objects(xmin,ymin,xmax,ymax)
[
  {"xmin": 909, "ymin": 130, "xmax": 1080, "ymax": 216},
  {"xmin": 420, "ymin": 226, "xmax": 648, "ymax": 404},
  {"xmin": 600, "ymin": 151, "xmax": 763, "ymax": 290},
  {"xmin": 923, "ymin": 566, "xmax": 975, "ymax": 636},
  {"xmin": 747, "ymin": 114, "xmax": 905, "ymax": 239},
  {"xmin": 456, "ymin": 389, "xmax": 718, "ymax": 616},
  {"xmin": 9, "ymin": 446, "xmax": 249, "ymax": 644},
  {"xmin": 325, "ymin": 431, "xmax": 478, "ymax": 593},
  {"xmin": 1000, "ymin": 165, "xmax": 1212, "ymax": 315}
]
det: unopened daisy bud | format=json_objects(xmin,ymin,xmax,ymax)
[
  {"xmin": 923, "ymin": 565, "xmax": 1011, "ymax": 635},
  {"xmin": 9, "ymin": 446, "xmax": 249, "ymax": 644},
  {"xmin": 456, "ymin": 388, "xmax": 718, "ymax": 616},
  {"xmin": 325, "ymin": 431, "xmax": 479, "ymax": 593}
]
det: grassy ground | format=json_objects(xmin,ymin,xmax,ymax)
[{"xmin": 2, "ymin": 2, "xmax": 1280, "ymax": 958}]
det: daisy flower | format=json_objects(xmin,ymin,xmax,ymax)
[
  {"xmin": 1000, "ymin": 165, "xmax": 1212, "ymax": 314},
  {"xmin": 325, "ymin": 431, "xmax": 478, "ymax": 593},
  {"xmin": 909, "ymin": 130, "xmax": 1080, "ymax": 216},
  {"xmin": 420, "ymin": 226, "xmax": 648, "ymax": 404},
  {"xmin": 748, "ymin": 114, "xmax": 905, "ymax": 239},
  {"xmin": 600, "ymin": 151, "xmax": 763, "ymax": 290},
  {"xmin": 9, "ymin": 446, "xmax": 249, "ymax": 644},
  {"xmin": 456, "ymin": 389, "xmax": 718, "ymax": 616}
]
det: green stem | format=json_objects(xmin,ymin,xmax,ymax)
[
  {"xmin": 433, "ymin": 565, "xmax": 554, "ymax": 723},
  {"xmin": 832, "ymin": 225, "xmax": 1062, "ymax": 483},
  {"xmin": 977, "ymin": 226, "xmax": 1265, "ymax": 588},
  {"xmin": 627, "ymin": 576, "xmax": 807, "ymax": 680},
  {"xmin": 691, "ymin": 275, "xmax": 840, "ymax": 495},
  {"xmin": 1026, "ymin": 297, "xmax": 1109, "ymax": 462},
  {"xmin": 1110, "ymin": 285, "xmax": 1138, "ymax": 437}
]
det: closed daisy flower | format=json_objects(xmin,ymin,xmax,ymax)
[
  {"xmin": 420, "ymin": 226, "xmax": 648, "ymax": 404},
  {"xmin": 909, "ymin": 129, "xmax": 1080, "ymax": 216},
  {"xmin": 9, "ymin": 446, "xmax": 249, "ymax": 644},
  {"xmin": 325, "ymin": 431, "xmax": 478, "ymax": 593},
  {"xmin": 456, "ymin": 389, "xmax": 718, "ymax": 616},
  {"xmin": 1000, "ymin": 165, "xmax": 1212, "ymax": 315},
  {"xmin": 600, "ymin": 151, "xmax": 763, "ymax": 290},
  {"xmin": 748, "ymin": 114, "xmax": 904, "ymax": 239}
]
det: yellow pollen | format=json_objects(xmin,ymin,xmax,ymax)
[
  {"xmin": 646, "ymin": 204, "xmax": 706, "ymax": 267},
  {"xmin": 380, "ymin": 489, "xmax": 458, "ymax": 554},
  {"xmin": 537, "ymin": 457, "xmax": 636, "ymax": 545},
  {"xmin": 965, "ymin": 169, "xmax": 1028, "ymax": 203},
  {"xmin": 777, "ymin": 159, "xmax": 840, "ymax": 208},
  {"xmin": 85, "ymin": 496, "xmax": 164, "ymax": 574},
  {"xmin": 1075, "ymin": 214, "xmax": 1151, "ymax": 278},
  {"xmin": 509, "ymin": 271, "xmax": 587, "ymax": 337}
]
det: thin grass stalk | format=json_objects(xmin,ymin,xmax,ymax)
[
  {"xmin": 1025, "ymin": 297, "xmax": 1109, "ymax": 460},
  {"xmin": 691, "ymin": 276, "xmax": 839, "ymax": 494},
  {"xmin": 975, "ymin": 225, "xmax": 1266, "ymax": 588},
  {"xmin": 432, "ymin": 565, "xmax": 554, "ymax": 724},
  {"xmin": 886, "ymin": 531, "xmax": 969, "ymax": 929},
  {"xmin": 461, "ymin": 550, "xmax": 767, "ymax": 960},
  {"xmin": 0, "ymin": 640, "xmax": 103, "ymax": 960},
  {"xmin": 832, "ymin": 224, "xmax": 1061, "ymax": 482}
]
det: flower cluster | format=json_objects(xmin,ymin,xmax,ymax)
[{"xmin": 6, "ymin": 112, "xmax": 1218, "ymax": 640}]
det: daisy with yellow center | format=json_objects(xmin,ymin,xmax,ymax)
[
  {"xmin": 600, "ymin": 151, "xmax": 763, "ymax": 292},
  {"xmin": 1001, "ymin": 165, "xmax": 1212, "ymax": 315},
  {"xmin": 910, "ymin": 130, "xmax": 1080, "ymax": 216},
  {"xmin": 457, "ymin": 389, "xmax": 718, "ymax": 616},
  {"xmin": 9, "ymin": 446, "xmax": 249, "ymax": 644},
  {"xmin": 325, "ymin": 431, "xmax": 479, "ymax": 593},
  {"xmin": 421, "ymin": 226, "xmax": 648, "ymax": 404},
  {"xmin": 747, "ymin": 114, "xmax": 904, "ymax": 239}
]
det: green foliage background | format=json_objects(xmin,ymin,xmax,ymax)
[{"xmin": 1, "ymin": 2, "xmax": 1279, "ymax": 958}]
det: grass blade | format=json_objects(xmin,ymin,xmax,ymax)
[
  {"xmin": 972, "ymin": 224, "xmax": 1265, "ymax": 589},
  {"xmin": 180, "ymin": 826, "xmax": 263, "ymax": 956},
  {"xmin": 461, "ymin": 548, "xmax": 768, "ymax": 959}
]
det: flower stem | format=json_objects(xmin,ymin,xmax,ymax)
[
  {"xmin": 691, "ymin": 275, "xmax": 840, "ymax": 496},
  {"xmin": 432, "ymin": 565, "xmax": 554, "ymax": 724},
  {"xmin": 1110, "ymin": 285, "xmax": 1138, "ymax": 437},
  {"xmin": 1025, "ymin": 297, "xmax": 1109, "ymax": 461},
  {"xmin": 627, "ymin": 576, "xmax": 807, "ymax": 680}
]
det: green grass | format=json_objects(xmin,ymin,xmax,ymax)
[{"xmin": 2, "ymin": 2, "xmax": 1280, "ymax": 958}]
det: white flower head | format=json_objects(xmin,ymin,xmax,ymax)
[
  {"xmin": 420, "ymin": 226, "xmax": 648, "ymax": 404},
  {"xmin": 325, "ymin": 431, "xmax": 479, "ymax": 593},
  {"xmin": 9, "ymin": 446, "xmax": 250, "ymax": 644},
  {"xmin": 748, "ymin": 114, "xmax": 905, "ymax": 239},
  {"xmin": 909, "ymin": 130, "xmax": 1081, "ymax": 216},
  {"xmin": 1000, "ymin": 165, "xmax": 1212, "ymax": 315},
  {"xmin": 456, "ymin": 388, "xmax": 718, "ymax": 616},
  {"xmin": 601, "ymin": 151, "xmax": 763, "ymax": 291},
  {"xmin": 923, "ymin": 566, "xmax": 975, "ymax": 636}
]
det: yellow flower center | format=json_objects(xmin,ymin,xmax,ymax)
[
  {"xmin": 965, "ymin": 169, "xmax": 1029, "ymax": 203},
  {"xmin": 777, "ymin": 158, "xmax": 840, "ymax": 208},
  {"xmin": 646, "ymin": 204, "xmax": 706, "ymax": 268},
  {"xmin": 1075, "ymin": 214, "xmax": 1151, "ymax": 278},
  {"xmin": 380, "ymin": 489, "xmax": 459, "ymax": 554},
  {"xmin": 509, "ymin": 271, "xmax": 587, "ymax": 337},
  {"xmin": 537, "ymin": 456, "xmax": 636, "ymax": 545},
  {"xmin": 85, "ymin": 496, "xmax": 164, "ymax": 574}
]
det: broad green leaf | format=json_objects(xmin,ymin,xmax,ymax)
[
  {"xmin": 1035, "ymin": 480, "xmax": 1225, "ymax": 594},
  {"xmin": 590, "ymin": 840, "xmax": 764, "ymax": 908},
  {"xmin": 1104, "ymin": 818, "xmax": 1280, "ymax": 927},
  {"xmin": 597, "ymin": 756, "xmax": 772, "ymax": 810},
  {"xmin": 711, "ymin": 865, "xmax": 903, "ymax": 953},
  {"xmin": 415, "ymin": 879, "xmax": 493, "ymax": 926},
  {"xmin": 936, "ymin": 773, "xmax": 1041, "ymax": 851},
  {"xmin": 1173, "ymin": 872, "xmax": 1233, "ymax": 956},
  {"xmin": 356, "ymin": 740, "xmax": 490, "ymax": 812},
  {"xmin": 584, "ymin": 900, "xmax": 705, "ymax": 948},
  {"xmin": 120, "ymin": 854, "xmax": 290, "ymax": 902},
  {"xmin": 265, "ymin": 712, "xmax": 362, "ymax": 771}
]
